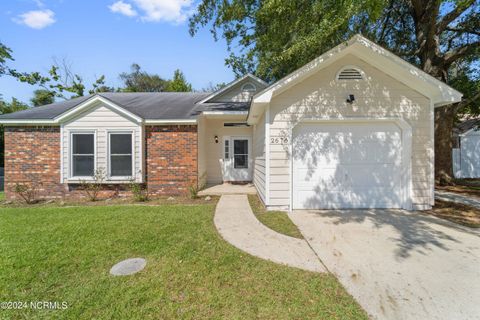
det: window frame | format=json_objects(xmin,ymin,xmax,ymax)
[
  {"xmin": 232, "ymin": 138, "xmax": 249, "ymax": 169},
  {"xmin": 107, "ymin": 130, "xmax": 135, "ymax": 180},
  {"xmin": 69, "ymin": 130, "xmax": 97, "ymax": 179}
]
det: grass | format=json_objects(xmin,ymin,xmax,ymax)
[
  {"xmin": 0, "ymin": 204, "xmax": 366, "ymax": 319},
  {"xmin": 0, "ymin": 191, "xmax": 4, "ymax": 201},
  {"xmin": 426, "ymin": 200, "xmax": 480, "ymax": 228},
  {"xmin": 248, "ymin": 194, "xmax": 304, "ymax": 239}
]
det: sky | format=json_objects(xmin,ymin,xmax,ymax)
[{"xmin": 0, "ymin": 0, "xmax": 234, "ymax": 104}]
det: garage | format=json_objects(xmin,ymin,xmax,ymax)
[{"xmin": 292, "ymin": 122, "xmax": 405, "ymax": 209}]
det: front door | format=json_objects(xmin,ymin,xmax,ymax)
[{"xmin": 222, "ymin": 136, "xmax": 252, "ymax": 182}]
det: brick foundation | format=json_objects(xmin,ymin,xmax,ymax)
[
  {"xmin": 145, "ymin": 125, "xmax": 198, "ymax": 195},
  {"xmin": 4, "ymin": 126, "xmax": 64, "ymax": 200}
]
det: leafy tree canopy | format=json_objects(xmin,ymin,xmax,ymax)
[
  {"xmin": 31, "ymin": 89, "xmax": 55, "ymax": 107},
  {"xmin": 166, "ymin": 69, "xmax": 193, "ymax": 92},
  {"xmin": 119, "ymin": 63, "xmax": 169, "ymax": 92}
]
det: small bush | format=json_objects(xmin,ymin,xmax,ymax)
[
  {"xmin": 129, "ymin": 181, "xmax": 148, "ymax": 202},
  {"xmin": 79, "ymin": 169, "xmax": 105, "ymax": 202},
  {"xmin": 188, "ymin": 184, "xmax": 199, "ymax": 199},
  {"xmin": 13, "ymin": 182, "xmax": 40, "ymax": 204}
]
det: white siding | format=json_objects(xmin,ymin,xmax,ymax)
[
  {"xmin": 266, "ymin": 54, "xmax": 433, "ymax": 209},
  {"xmin": 61, "ymin": 103, "xmax": 142, "ymax": 183},
  {"xmin": 253, "ymin": 112, "xmax": 266, "ymax": 202},
  {"xmin": 197, "ymin": 116, "xmax": 207, "ymax": 187}
]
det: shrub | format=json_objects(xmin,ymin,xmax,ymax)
[
  {"xmin": 79, "ymin": 169, "xmax": 105, "ymax": 201},
  {"xmin": 13, "ymin": 182, "xmax": 40, "ymax": 204},
  {"xmin": 129, "ymin": 180, "xmax": 148, "ymax": 202},
  {"xmin": 188, "ymin": 184, "xmax": 199, "ymax": 199}
]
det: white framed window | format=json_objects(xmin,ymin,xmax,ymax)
[
  {"xmin": 70, "ymin": 131, "xmax": 96, "ymax": 178},
  {"xmin": 241, "ymin": 82, "xmax": 257, "ymax": 93},
  {"xmin": 233, "ymin": 138, "xmax": 249, "ymax": 169},
  {"xmin": 108, "ymin": 131, "xmax": 134, "ymax": 178}
]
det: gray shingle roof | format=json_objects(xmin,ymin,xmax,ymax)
[{"xmin": 0, "ymin": 92, "xmax": 250, "ymax": 121}]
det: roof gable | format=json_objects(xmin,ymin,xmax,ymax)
[
  {"xmin": 199, "ymin": 74, "xmax": 268, "ymax": 104},
  {"xmin": 248, "ymin": 34, "xmax": 463, "ymax": 124}
]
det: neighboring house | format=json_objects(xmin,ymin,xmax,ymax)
[
  {"xmin": 0, "ymin": 35, "xmax": 462, "ymax": 210},
  {"xmin": 453, "ymin": 118, "xmax": 480, "ymax": 178}
]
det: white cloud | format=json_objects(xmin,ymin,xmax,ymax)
[
  {"xmin": 109, "ymin": 1, "xmax": 138, "ymax": 17},
  {"xmin": 133, "ymin": 0, "xmax": 195, "ymax": 24},
  {"xmin": 14, "ymin": 9, "xmax": 55, "ymax": 29}
]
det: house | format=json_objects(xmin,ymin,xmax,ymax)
[
  {"xmin": 452, "ymin": 118, "xmax": 480, "ymax": 178},
  {"xmin": 0, "ymin": 35, "xmax": 462, "ymax": 210}
]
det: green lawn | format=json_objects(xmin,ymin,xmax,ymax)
[
  {"xmin": 0, "ymin": 204, "xmax": 366, "ymax": 319},
  {"xmin": 248, "ymin": 194, "xmax": 304, "ymax": 239},
  {"xmin": 0, "ymin": 191, "xmax": 4, "ymax": 201}
]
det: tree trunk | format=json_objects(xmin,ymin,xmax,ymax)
[{"xmin": 434, "ymin": 105, "xmax": 456, "ymax": 185}]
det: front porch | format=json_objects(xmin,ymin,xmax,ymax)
[
  {"xmin": 198, "ymin": 114, "xmax": 255, "ymax": 187},
  {"xmin": 198, "ymin": 183, "xmax": 257, "ymax": 196}
]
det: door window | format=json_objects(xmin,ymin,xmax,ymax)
[{"xmin": 233, "ymin": 139, "xmax": 248, "ymax": 169}]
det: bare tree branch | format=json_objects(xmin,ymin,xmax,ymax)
[
  {"xmin": 445, "ymin": 26, "xmax": 480, "ymax": 36},
  {"xmin": 437, "ymin": 0, "xmax": 476, "ymax": 33},
  {"xmin": 454, "ymin": 90, "xmax": 480, "ymax": 112},
  {"xmin": 444, "ymin": 40, "xmax": 480, "ymax": 64}
]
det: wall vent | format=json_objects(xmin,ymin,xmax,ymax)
[{"xmin": 337, "ymin": 67, "xmax": 364, "ymax": 80}]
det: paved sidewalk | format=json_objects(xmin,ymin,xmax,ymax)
[
  {"xmin": 435, "ymin": 190, "xmax": 480, "ymax": 208},
  {"xmin": 214, "ymin": 195, "xmax": 325, "ymax": 272}
]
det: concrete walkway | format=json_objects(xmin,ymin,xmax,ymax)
[
  {"xmin": 214, "ymin": 195, "xmax": 325, "ymax": 272},
  {"xmin": 435, "ymin": 190, "xmax": 480, "ymax": 208}
]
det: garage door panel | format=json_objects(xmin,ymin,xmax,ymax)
[{"xmin": 293, "ymin": 123, "xmax": 403, "ymax": 209}]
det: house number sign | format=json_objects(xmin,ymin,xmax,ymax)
[{"xmin": 270, "ymin": 137, "xmax": 289, "ymax": 144}]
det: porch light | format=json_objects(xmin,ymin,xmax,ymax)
[
  {"xmin": 346, "ymin": 94, "xmax": 355, "ymax": 104},
  {"xmin": 214, "ymin": 135, "xmax": 219, "ymax": 143}
]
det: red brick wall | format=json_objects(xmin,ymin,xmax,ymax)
[
  {"xmin": 3, "ymin": 124, "xmax": 198, "ymax": 200},
  {"xmin": 4, "ymin": 126, "xmax": 65, "ymax": 200},
  {"xmin": 145, "ymin": 125, "xmax": 198, "ymax": 195}
]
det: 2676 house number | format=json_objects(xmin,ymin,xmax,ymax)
[{"xmin": 270, "ymin": 137, "xmax": 289, "ymax": 144}]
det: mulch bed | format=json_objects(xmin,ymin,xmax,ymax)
[{"xmin": 426, "ymin": 200, "xmax": 480, "ymax": 228}]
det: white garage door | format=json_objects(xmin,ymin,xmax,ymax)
[{"xmin": 293, "ymin": 122, "xmax": 404, "ymax": 209}]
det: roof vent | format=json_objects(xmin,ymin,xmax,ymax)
[{"xmin": 337, "ymin": 67, "xmax": 364, "ymax": 80}]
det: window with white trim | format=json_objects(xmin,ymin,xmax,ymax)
[
  {"xmin": 109, "ymin": 132, "xmax": 133, "ymax": 177},
  {"xmin": 71, "ymin": 133, "xmax": 95, "ymax": 177}
]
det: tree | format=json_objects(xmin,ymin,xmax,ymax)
[
  {"xmin": 202, "ymin": 81, "xmax": 227, "ymax": 92},
  {"xmin": 190, "ymin": 0, "xmax": 480, "ymax": 184},
  {"xmin": 0, "ymin": 42, "xmax": 14, "ymax": 77},
  {"xmin": 31, "ymin": 89, "xmax": 55, "ymax": 106},
  {"xmin": 0, "ymin": 96, "xmax": 29, "ymax": 167},
  {"xmin": 165, "ymin": 69, "xmax": 192, "ymax": 92},
  {"xmin": 119, "ymin": 63, "xmax": 168, "ymax": 92},
  {"xmin": 11, "ymin": 57, "xmax": 112, "ymax": 100}
]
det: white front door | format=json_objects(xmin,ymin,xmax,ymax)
[{"xmin": 221, "ymin": 136, "xmax": 252, "ymax": 182}]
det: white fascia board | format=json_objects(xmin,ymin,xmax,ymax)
[
  {"xmin": 202, "ymin": 111, "xmax": 248, "ymax": 115},
  {"xmin": 55, "ymin": 95, "xmax": 143, "ymax": 124},
  {"xmin": 0, "ymin": 119, "xmax": 58, "ymax": 125},
  {"xmin": 144, "ymin": 119, "xmax": 197, "ymax": 124}
]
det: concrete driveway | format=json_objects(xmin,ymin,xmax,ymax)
[{"xmin": 289, "ymin": 209, "xmax": 480, "ymax": 320}]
